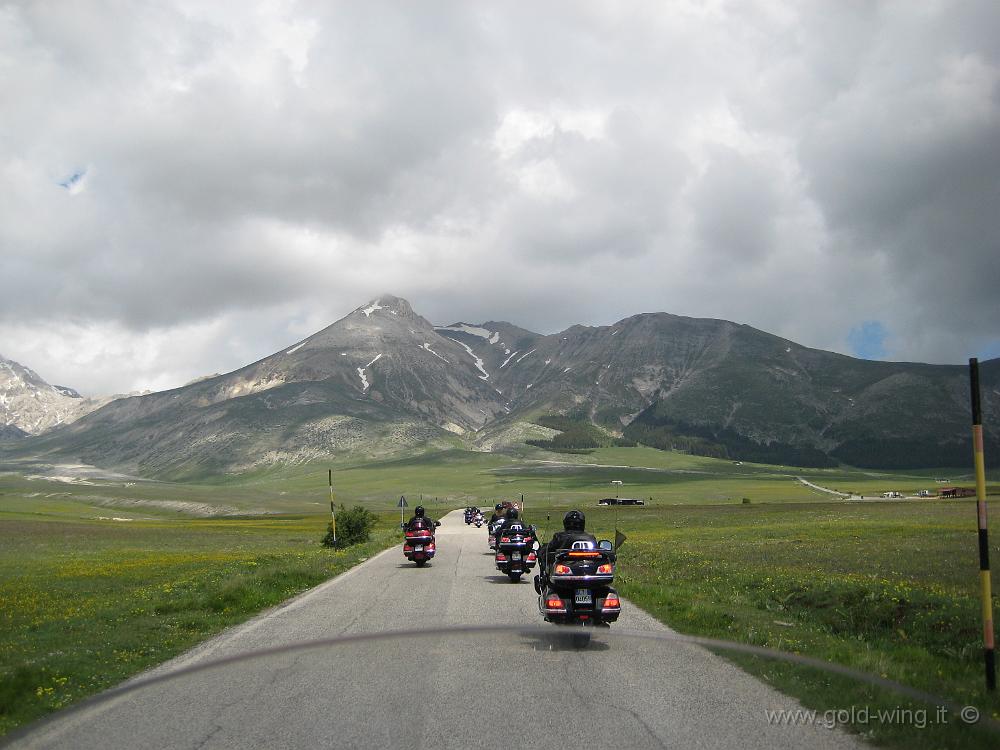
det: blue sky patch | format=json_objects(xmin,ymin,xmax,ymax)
[
  {"xmin": 848, "ymin": 320, "xmax": 889, "ymax": 360},
  {"xmin": 978, "ymin": 339, "xmax": 1000, "ymax": 361},
  {"xmin": 57, "ymin": 169, "xmax": 87, "ymax": 190}
]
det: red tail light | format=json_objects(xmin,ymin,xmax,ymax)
[
  {"xmin": 544, "ymin": 595, "xmax": 566, "ymax": 612},
  {"xmin": 553, "ymin": 564, "xmax": 571, "ymax": 575},
  {"xmin": 602, "ymin": 594, "xmax": 621, "ymax": 610},
  {"xmin": 567, "ymin": 551, "xmax": 600, "ymax": 558},
  {"xmin": 404, "ymin": 531, "xmax": 415, "ymax": 538},
  {"xmin": 527, "ymin": 552, "xmax": 537, "ymax": 561},
  {"xmin": 496, "ymin": 553, "xmax": 507, "ymax": 562},
  {"xmin": 427, "ymin": 543, "xmax": 436, "ymax": 551},
  {"xmin": 500, "ymin": 537, "xmax": 510, "ymax": 543},
  {"xmin": 596, "ymin": 563, "xmax": 613, "ymax": 574},
  {"xmin": 403, "ymin": 545, "xmax": 413, "ymax": 552}
]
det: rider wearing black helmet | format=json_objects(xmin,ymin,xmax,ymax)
[
  {"xmin": 494, "ymin": 506, "xmax": 527, "ymax": 538},
  {"xmin": 540, "ymin": 510, "xmax": 596, "ymax": 577},
  {"xmin": 406, "ymin": 505, "xmax": 439, "ymax": 532}
]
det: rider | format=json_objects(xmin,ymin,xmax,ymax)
[
  {"xmin": 494, "ymin": 507, "xmax": 526, "ymax": 537},
  {"xmin": 540, "ymin": 510, "xmax": 596, "ymax": 577},
  {"xmin": 487, "ymin": 503, "xmax": 505, "ymax": 528},
  {"xmin": 406, "ymin": 505, "xmax": 439, "ymax": 532}
]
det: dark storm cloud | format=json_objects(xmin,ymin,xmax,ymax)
[{"xmin": 1, "ymin": 1, "xmax": 998, "ymax": 394}]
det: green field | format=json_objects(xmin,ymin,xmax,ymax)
[
  {"xmin": 1, "ymin": 445, "xmax": 998, "ymax": 745},
  {"xmin": 0, "ymin": 505, "xmax": 399, "ymax": 735}
]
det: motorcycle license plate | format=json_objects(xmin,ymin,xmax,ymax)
[
  {"xmin": 512, "ymin": 552, "xmax": 521, "ymax": 561},
  {"xmin": 574, "ymin": 589, "xmax": 593, "ymax": 606},
  {"xmin": 414, "ymin": 546, "xmax": 423, "ymax": 552}
]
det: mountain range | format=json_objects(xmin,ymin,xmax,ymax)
[
  {"xmin": 0, "ymin": 354, "xmax": 120, "ymax": 436},
  {"xmin": 4, "ymin": 295, "xmax": 997, "ymax": 477}
]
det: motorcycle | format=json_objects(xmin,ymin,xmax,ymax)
[
  {"xmin": 402, "ymin": 519, "xmax": 441, "ymax": 567},
  {"xmin": 473, "ymin": 512, "xmax": 484, "ymax": 528},
  {"xmin": 464, "ymin": 508, "xmax": 474, "ymax": 524},
  {"xmin": 494, "ymin": 524, "xmax": 538, "ymax": 582},
  {"xmin": 535, "ymin": 539, "xmax": 621, "ymax": 638}
]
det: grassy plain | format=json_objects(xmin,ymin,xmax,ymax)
[
  {"xmin": 0, "ymin": 503, "xmax": 398, "ymax": 735},
  {"xmin": 2, "ymin": 445, "xmax": 998, "ymax": 746}
]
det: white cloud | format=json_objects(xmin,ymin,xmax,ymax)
[{"xmin": 1, "ymin": 0, "xmax": 998, "ymax": 394}]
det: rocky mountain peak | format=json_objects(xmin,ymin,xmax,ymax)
[
  {"xmin": 0, "ymin": 355, "xmax": 112, "ymax": 435},
  {"xmin": 351, "ymin": 295, "xmax": 421, "ymax": 322}
]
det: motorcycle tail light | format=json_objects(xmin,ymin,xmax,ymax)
[
  {"xmin": 500, "ymin": 537, "xmax": 510, "ymax": 543},
  {"xmin": 404, "ymin": 531, "xmax": 415, "ymax": 538},
  {"xmin": 544, "ymin": 595, "xmax": 566, "ymax": 612},
  {"xmin": 496, "ymin": 553, "xmax": 507, "ymax": 562},
  {"xmin": 428, "ymin": 543, "xmax": 436, "ymax": 551},
  {"xmin": 403, "ymin": 545, "xmax": 412, "ymax": 552},
  {"xmin": 527, "ymin": 552, "xmax": 537, "ymax": 561},
  {"xmin": 602, "ymin": 594, "xmax": 621, "ymax": 610},
  {"xmin": 553, "ymin": 564, "xmax": 571, "ymax": 575},
  {"xmin": 596, "ymin": 563, "xmax": 613, "ymax": 574}
]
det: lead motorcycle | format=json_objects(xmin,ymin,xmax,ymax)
[
  {"xmin": 535, "ymin": 539, "xmax": 621, "ymax": 640},
  {"xmin": 402, "ymin": 518, "xmax": 440, "ymax": 567},
  {"xmin": 494, "ymin": 523, "xmax": 538, "ymax": 582}
]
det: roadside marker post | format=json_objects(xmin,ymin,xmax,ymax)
[
  {"xmin": 328, "ymin": 469, "xmax": 337, "ymax": 546},
  {"xmin": 398, "ymin": 495, "xmax": 408, "ymax": 528},
  {"xmin": 969, "ymin": 357, "xmax": 996, "ymax": 691}
]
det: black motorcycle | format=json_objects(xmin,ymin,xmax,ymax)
[
  {"xmin": 535, "ymin": 540, "xmax": 621, "ymax": 639},
  {"xmin": 494, "ymin": 524, "xmax": 538, "ymax": 582}
]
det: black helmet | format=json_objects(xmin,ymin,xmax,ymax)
[
  {"xmin": 495, "ymin": 503, "xmax": 503, "ymax": 511},
  {"xmin": 563, "ymin": 510, "xmax": 585, "ymax": 531},
  {"xmin": 415, "ymin": 506, "xmax": 425, "ymax": 517},
  {"xmin": 508, "ymin": 508, "xmax": 519, "ymax": 520}
]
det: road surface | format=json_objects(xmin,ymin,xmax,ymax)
[{"xmin": 10, "ymin": 511, "xmax": 862, "ymax": 749}]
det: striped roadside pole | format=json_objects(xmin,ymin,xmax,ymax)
[
  {"xmin": 970, "ymin": 357, "xmax": 995, "ymax": 691},
  {"xmin": 328, "ymin": 469, "xmax": 337, "ymax": 545}
]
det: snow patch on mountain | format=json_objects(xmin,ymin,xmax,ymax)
[
  {"xmin": 435, "ymin": 324, "xmax": 494, "ymax": 339},
  {"xmin": 361, "ymin": 300, "xmax": 384, "ymax": 317},
  {"xmin": 421, "ymin": 343, "xmax": 449, "ymax": 362},
  {"xmin": 500, "ymin": 351, "xmax": 518, "ymax": 368},
  {"xmin": 515, "ymin": 349, "xmax": 535, "ymax": 364},
  {"xmin": 454, "ymin": 341, "xmax": 490, "ymax": 380},
  {"xmin": 357, "ymin": 353, "xmax": 383, "ymax": 392},
  {"xmin": 286, "ymin": 341, "xmax": 307, "ymax": 355}
]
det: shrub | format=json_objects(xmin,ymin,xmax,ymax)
[{"xmin": 322, "ymin": 505, "xmax": 378, "ymax": 548}]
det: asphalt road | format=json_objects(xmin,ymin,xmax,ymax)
[{"xmin": 11, "ymin": 510, "xmax": 862, "ymax": 749}]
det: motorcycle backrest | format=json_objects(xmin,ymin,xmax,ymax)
[{"xmin": 570, "ymin": 539, "xmax": 596, "ymax": 550}]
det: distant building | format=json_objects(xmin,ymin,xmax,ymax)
[
  {"xmin": 939, "ymin": 487, "xmax": 975, "ymax": 498},
  {"xmin": 599, "ymin": 498, "xmax": 645, "ymax": 506}
]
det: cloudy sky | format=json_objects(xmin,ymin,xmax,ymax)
[{"xmin": 2, "ymin": 1, "xmax": 998, "ymax": 396}]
